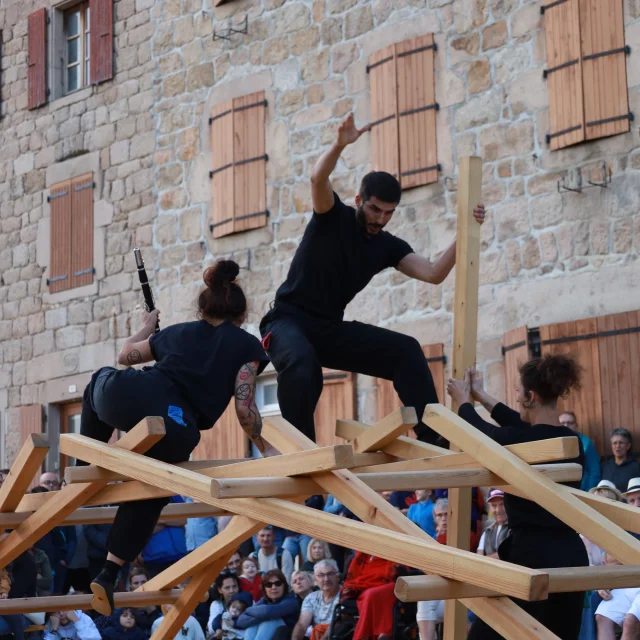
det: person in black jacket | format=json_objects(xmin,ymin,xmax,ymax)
[
  {"xmin": 81, "ymin": 261, "xmax": 271, "ymax": 616},
  {"xmin": 600, "ymin": 428, "xmax": 640, "ymax": 493},
  {"xmin": 447, "ymin": 354, "xmax": 588, "ymax": 640}
]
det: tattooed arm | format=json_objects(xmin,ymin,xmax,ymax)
[
  {"xmin": 117, "ymin": 309, "xmax": 158, "ymax": 367},
  {"xmin": 234, "ymin": 361, "xmax": 274, "ymax": 456}
]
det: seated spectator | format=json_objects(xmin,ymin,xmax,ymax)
[
  {"xmin": 582, "ymin": 480, "xmax": 622, "ymax": 567},
  {"xmin": 129, "ymin": 568, "xmax": 162, "ymax": 634},
  {"xmin": 476, "ymin": 489, "xmax": 509, "ymax": 558},
  {"xmin": 434, "ymin": 489, "xmax": 483, "ymax": 551},
  {"xmin": 185, "ymin": 496, "xmax": 218, "ymax": 552},
  {"xmin": 239, "ymin": 557, "xmax": 262, "ymax": 602},
  {"xmin": 249, "ymin": 527, "xmax": 294, "ymax": 585},
  {"xmin": 290, "ymin": 571, "xmax": 315, "ymax": 604},
  {"xmin": 0, "ymin": 564, "xmax": 26, "ymax": 640},
  {"xmin": 227, "ymin": 551, "xmax": 243, "ymax": 574},
  {"xmin": 207, "ymin": 570, "xmax": 242, "ymax": 637},
  {"xmin": 28, "ymin": 544, "xmax": 53, "ymax": 596},
  {"xmin": 416, "ymin": 599, "xmax": 444, "ymax": 640},
  {"xmin": 340, "ymin": 551, "xmax": 398, "ymax": 640},
  {"xmin": 595, "ymin": 578, "xmax": 640, "ymax": 640},
  {"xmin": 559, "ymin": 412, "xmax": 601, "ymax": 491},
  {"xmin": 221, "ymin": 593, "xmax": 252, "ymax": 639},
  {"xmin": 141, "ymin": 496, "xmax": 187, "ymax": 578},
  {"xmin": 601, "ymin": 428, "xmax": 640, "ymax": 493},
  {"xmin": 292, "ymin": 560, "xmax": 341, "ymax": 640},
  {"xmin": 235, "ymin": 570, "xmax": 301, "ymax": 640},
  {"xmin": 44, "ymin": 611, "xmax": 101, "ymax": 640},
  {"xmin": 407, "ymin": 490, "xmax": 436, "ymax": 538},
  {"xmin": 284, "ymin": 496, "xmax": 324, "ymax": 562},
  {"xmin": 434, "ymin": 498, "xmax": 448, "ymax": 543},
  {"xmin": 152, "ymin": 606, "xmax": 205, "ymax": 640},
  {"xmin": 102, "ymin": 609, "xmax": 147, "ymax": 640},
  {"xmin": 301, "ymin": 540, "xmax": 332, "ymax": 572}
]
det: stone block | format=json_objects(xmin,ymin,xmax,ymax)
[
  {"xmin": 158, "ymin": 164, "xmax": 183, "ymax": 189},
  {"xmin": 437, "ymin": 69, "xmax": 466, "ymax": 107},
  {"xmin": 157, "ymin": 214, "xmax": 178, "ymax": 246},
  {"xmin": 522, "ymin": 236, "xmax": 541, "ymax": 269},
  {"xmin": 274, "ymin": 58, "xmax": 300, "ymax": 92},
  {"xmin": 505, "ymin": 240, "xmax": 522, "ymax": 277},
  {"xmin": 292, "ymin": 104, "xmax": 332, "ymax": 129},
  {"xmin": 278, "ymin": 89, "xmax": 304, "ymax": 116},
  {"xmin": 590, "ymin": 221, "xmax": 610, "ymax": 255},
  {"xmin": 291, "ymin": 26, "xmax": 319, "ymax": 56},
  {"xmin": 454, "ymin": 91, "xmax": 501, "ymax": 132},
  {"xmin": 68, "ymin": 301, "xmax": 93, "ymax": 324},
  {"xmin": 613, "ymin": 219, "xmax": 633, "ymax": 254},
  {"xmin": 328, "ymin": 0, "xmax": 357, "ymax": 13},
  {"xmin": 494, "ymin": 43, "xmax": 531, "ymax": 85},
  {"xmin": 164, "ymin": 72, "xmax": 186, "ymax": 98},
  {"xmin": 33, "ymin": 330, "xmax": 54, "ymax": 356},
  {"xmin": 301, "ymin": 49, "xmax": 329, "ymax": 83},
  {"xmin": 45, "ymin": 307, "xmax": 67, "ymax": 330},
  {"xmin": 183, "ymin": 39, "xmax": 204, "ymax": 66},
  {"xmin": 263, "ymin": 36, "xmax": 290, "ymax": 65},
  {"xmin": 479, "ymin": 121, "xmax": 535, "ymax": 161},
  {"xmin": 173, "ymin": 16, "xmax": 194, "ymax": 47},
  {"xmin": 511, "ymin": 3, "xmax": 541, "ymax": 38},
  {"xmin": 530, "ymin": 193, "xmax": 563, "ymax": 229},
  {"xmin": 307, "ymin": 84, "xmax": 324, "ymax": 106},
  {"xmin": 482, "ymin": 20, "xmax": 507, "ymax": 50},
  {"xmin": 345, "ymin": 5, "xmax": 373, "ymax": 39},
  {"xmin": 322, "ymin": 18, "xmax": 343, "ymax": 45},
  {"xmin": 180, "ymin": 208, "xmax": 203, "ymax": 242},
  {"xmin": 187, "ymin": 63, "xmax": 214, "ymax": 92},
  {"xmin": 273, "ymin": 3, "xmax": 310, "ymax": 35},
  {"xmin": 468, "ymin": 58, "xmax": 491, "ymax": 94},
  {"xmin": 110, "ymin": 140, "xmax": 130, "ymax": 166},
  {"xmin": 55, "ymin": 326, "xmax": 85, "ymax": 350},
  {"xmin": 495, "ymin": 199, "xmax": 529, "ymax": 241},
  {"xmin": 100, "ymin": 273, "xmax": 133, "ymax": 296},
  {"xmin": 14, "ymin": 153, "xmax": 34, "ymax": 176},
  {"xmin": 332, "ymin": 42, "xmax": 359, "ymax": 75},
  {"xmin": 453, "ymin": 0, "xmax": 487, "ymax": 33},
  {"xmin": 479, "ymin": 250, "xmax": 507, "ymax": 285},
  {"xmin": 509, "ymin": 68, "xmax": 548, "ymax": 114},
  {"xmin": 539, "ymin": 230, "xmax": 558, "ymax": 263},
  {"xmin": 160, "ymin": 188, "xmax": 187, "ymax": 211},
  {"xmin": 177, "ymin": 127, "xmax": 200, "ymax": 161}
]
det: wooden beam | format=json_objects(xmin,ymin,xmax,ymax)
[
  {"xmin": 351, "ymin": 437, "xmax": 580, "ymax": 473},
  {"xmin": 424, "ymin": 404, "xmax": 640, "ymax": 564},
  {"xmin": 352, "ymin": 407, "xmax": 417, "ymax": 453},
  {"xmin": 445, "ymin": 154, "xmax": 483, "ymax": 640},
  {"xmin": 0, "ymin": 590, "xmax": 184, "ymax": 614},
  {"xmin": 397, "ymin": 565, "xmax": 640, "ymax": 600},
  {"xmin": 59, "ymin": 432, "xmax": 549, "ymax": 601},
  {"xmin": 150, "ymin": 559, "xmax": 226, "ymax": 640},
  {"xmin": 0, "ymin": 418, "xmax": 165, "ymax": 568},
  {"xmin": 210, "ymin": 464, "xmax": 582, "ymax": 498},
  {"xmin": 0, "ymin": 434, "xmax": 49, "ymax": 513}
]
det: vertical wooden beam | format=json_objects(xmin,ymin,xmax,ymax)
[{"xmin": 445, "ymin": 155, "xmax": 483, "ymax": 640}]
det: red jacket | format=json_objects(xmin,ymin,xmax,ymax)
[
  {"xmin": 343, "ymin": 552, "xmax": 396, "ymax": 593},
  {"xmin": 239, "ymin": 575, "xmax": 262, "ymax": 602}
]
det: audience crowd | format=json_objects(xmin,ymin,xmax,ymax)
[{"xmin": 0, "ymin": 410, "xmax": 636, "ymax": 640}]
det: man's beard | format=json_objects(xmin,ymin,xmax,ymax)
[{"xmin": 356, "ymin": 206, "xmax": 383, "ymax": 236}]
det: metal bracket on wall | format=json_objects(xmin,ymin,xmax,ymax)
[
  {"xmin": 213, "ymin": 13, "xmax": 248, "ymax": 41},
  {"xmin": 557, "ymin": 162, "xmax": 611, "ymax": 194}
]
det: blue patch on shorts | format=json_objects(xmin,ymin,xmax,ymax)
[{"xmin": 168, "ymin": 405, "xmax": 187, "ymax": 427}]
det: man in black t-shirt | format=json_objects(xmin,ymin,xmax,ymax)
[{"xmin": 260, "ymin": 114, "xmax": 485, "ymax": 444}]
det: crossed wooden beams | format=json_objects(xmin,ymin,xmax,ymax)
[{"xmin": 2, "ymin": 409, "xmax": 640, "ymax": 640}]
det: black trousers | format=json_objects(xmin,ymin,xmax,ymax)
[
  {"xmin": 260, "ymin": 305, "xmax": 440, "ymax": 444},
  {"xmin": 468, "ymin": 529, "xmax": 588, "ymax": 640},
  {"xmin": 79, "ymin": 367, "xmax": 200, "ymax": 563}
]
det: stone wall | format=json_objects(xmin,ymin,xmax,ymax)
[{"xmin": 1, "ymin": 0, "xmax": 640, "ymax": 464}]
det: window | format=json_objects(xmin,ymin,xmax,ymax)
[
  {"xmin": 256, "ymin": 377, "xmax": 280, "ymax": 416},
  {"xmin": 47, "ymin": 173, "xmax": 95, "ymax": 293},
  {"xmin": 541, "ymin": 0, "xmax": 631, "ymax": 150},
  {"xmin": 28, "ymin": 0, "xmax": 113, "ymax": 109},
  {"xmin": 60, "ymin": 402, "xmax": 82, "ymax": 471},
  {"xmin": 368, "ymin": 35, "xmax": 440, "ymax": 190},
  {"xmin": 64, "ymin": 3, "xmax": 90, "ymax": 93},
  {"xmin": 209, "ymin": 91, "xmax": 268, "ymax": 239}
]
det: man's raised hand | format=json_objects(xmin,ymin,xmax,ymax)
[{"xmin": 337, "ymin": 113, "xmax": 371, "ymax": 147}]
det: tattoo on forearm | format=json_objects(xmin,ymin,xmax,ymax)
[
  {"xmin": 126, "ymin": 349, "xmax": 143, "ymax": 365},
  {"xmin": 235, "ymin": 361, "xmax": 266, "ymax": 452}
]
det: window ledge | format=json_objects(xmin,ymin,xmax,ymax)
[
  {"xmin": 42, "ymin": 280, "xmax": 98, "ymax": 304},
  {"xmin": 52, "ymin": 86, "xmax": 93, "ymax": 111}
]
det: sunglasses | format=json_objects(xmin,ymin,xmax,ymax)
[{"xmin": 264, "ymin": 580, "xmax": 284, "ymax": 588}]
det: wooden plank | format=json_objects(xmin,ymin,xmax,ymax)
[
  {"xmin": 70, "ymin": 173, "xmax": 94, "ymax": 288},
  {"xmin": 191, "ymin": 398, "xmax": 248, "ymax": 460},
  {"xmin": 0, "ymin": 590, "xmax": 184, "ymax": 615},
  {"xmin": 424, "ymin": 404, "xmax": 640, "ymax": 564},
  {"xmin": 0, "ymin": 418, "xmax": 165, "ymax": 568},
  {"xmin": 397, "ymin": 565, "xmax": 640, "ymax": 601},
  {"xmin": 628, "ymin": 310, "xmax": 640, "ymax": 443},
  {"xmin": 352, "ymin": 407, "xmax": 417, "ymax": 453},
  {"xmin": 210, "ymin": 464, "xmax": 582, "ymax": 498},
  {"xmin": 60, "ymin": 431, "xmax": 549, "ymax": 601},
  {"xmin": 314, "ymin": 370, "xmax": 356, "ymax": 447},
  {"xmin": 502, "ymin": 327, "xmax": 529, "ymax": 409},
  {"xmin": 210, "ymin": 100, "xmax": 235, "ymax": 239},
  {"xmin": 446, "ymin": 155, "xmax": 482, "ymax": 640},
  {"xmin": 48, "ymin": 180, "xmax": 73, "ymax": 293},
  {"xmin": 19, "ymin": 406, "xmax": 45, "ymax": 491},
  {"xmin": 0, "ymin": 434, "xmax": 49, "ymax": 513}
]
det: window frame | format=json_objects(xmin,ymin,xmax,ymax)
[{"xmin": 63, "ymin": 1, "xmax": 90, "ymax": 95}]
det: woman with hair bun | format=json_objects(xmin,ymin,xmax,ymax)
[
  {"xmin": 79, "ymin": 260, "xmax": 271, "ymax": 616},
  {"xmin": 447, "ymin": 354, "xmax": 588, "ymax": 640}
]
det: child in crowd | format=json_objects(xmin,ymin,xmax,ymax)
[
  {"xmin": 239, "ymin": 558, "xmax": 262, "ymax": 603},
  {"xmin": 102, "ymin": 609, "xmax": 148, "ymax": 640},
  {"xmin": 221, "ymin": 593, "xmax": 252, "ymax": 639},
  {"xmin": 151, "ymin": 605, "xmax": 205, "ymax": 640}
]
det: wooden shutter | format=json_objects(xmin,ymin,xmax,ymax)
[
  {"xmin": 20, "ymin": 405, "xmax": 43, "ymax": 489},
  {"xmin": 314, "ymin": 370, "xmax": 356, "ymax": 447},
  {"xmin": 70, "ymin": 174, "xmax": 94, "ymax": 288},
  {"xmin": 368, "ymin": 45, "xmax": 400, "ymax": 180},
  {"xmin": 539, "ymin": 318, "xmax": 604, "ymax": 454},
  {"xmin": 48, "ymin": 180, "xmax": 73, "ymax": 293},
  {"xmin": 580, "ymin": 0, "xmax": 631, "ymax": 140},
  {"xmin": 395, "ymin": 35, "xmax": 439, "ymax": 189},
  {"xmin": 209, "ymin": 92, "xmax": 267, "ymax": 239},
  {"xmin": 375, "ymin": 344, "xmax": 445, "ymax": 436},
  {"xmin": 542, "ymin": 0, "xmax": 584, "ymax": 150},
  {"xmin": 28, "ymin": 8, "xmax": 47, "ymax": 110},
  {"xmin": 191, "ymin": 400, "xmax": 249, "ymax": 461},
  {"xmin": 502, "ymin": 327, "xmax": 530, "ymax": 410},
  {"xmin": 90, "ymin": 0, "xmax": 113, "ymax": 84}
]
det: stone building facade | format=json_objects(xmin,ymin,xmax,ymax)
[{"xmin": 1, "ymin": 0, "xmax": 640, "ymax": 467}]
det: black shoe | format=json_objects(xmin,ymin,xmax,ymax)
[{"xmin": 90, "ymin": 571, "xmax": 115, "ymax": 616}]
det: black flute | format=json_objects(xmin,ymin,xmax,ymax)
[{"xmin": 133, "ymin": 248, "xmax": 160, "ymax": 333}]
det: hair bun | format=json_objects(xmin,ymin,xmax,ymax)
[{"xmin": 204, "ymin": 260, "xmax": 240, "ymax": 289}]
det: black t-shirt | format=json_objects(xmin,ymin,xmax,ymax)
[
  {"xmin": 458, "ymin": 402, "xmax": 584, "ymax": 532},
  {"xmin": 274, "ymin": 192, "xmax": 414, "ymax": 320},
  {"xmin": 149, "ymin": 320, "xmax": 269, "ymax": 430}
]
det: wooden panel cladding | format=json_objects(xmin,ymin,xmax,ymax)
[
  {"xmin": 190, "ymin": 400, "xmax": 249, "ymax": 461},
  {"xmin": 314, "ymin": 370, "xmax": 356, "ymax": 447},
  {"xmin": 368, "ymin": 35, "xmax": 438, "ymax": 189},
  {"xmin": 542, "ymin": 0, "xmax": 630, "ymax": 150},
  {"xmin": 70, "ymin": 174, "xmax": 94, "ymax": 288},
  {"xmin": 48, "ymin": 176, "xmax": 94, "ymax": 293},
  {"xmin": 579, "ymin": 0, "xmax": 630, "ymax": 141},
  {"xmin": 89, "ymin": 0, "xmax": 114, "ymax": 84},
  {"xmin": 19, "ymin": 405, "xmax": 44, "ymax": 489},
  {"xmin": 28, "ymin": 8, "xmax": 48, "ymax": 110},
  {"xmin": 209, "ymin": 91, "xmax": 267, "ymax": 239},
  {"xmin": 502, "ymin": 327, "xmax": 530, "ymax": 411},
  {"xmin": 375, "ymin": 344, "xmax": 446, "ymax": 438}
]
